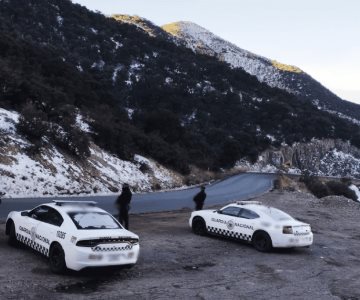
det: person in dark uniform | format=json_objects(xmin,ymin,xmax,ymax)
[
  {"xmin": 115, "ymin": 183, "xmax": 132, "ymax": 229},
  {"xmin": 193, "ymin": 185, "xmax": 207, "ymax": 211}
]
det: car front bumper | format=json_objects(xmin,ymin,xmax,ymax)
[{"xmin": 65, "ymin": 243, "xmax": 140, "ymax": 271}]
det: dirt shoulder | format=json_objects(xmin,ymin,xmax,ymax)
[{"xmin": 1, "ymin": 191, "xmax": 360, "ymax": 299}]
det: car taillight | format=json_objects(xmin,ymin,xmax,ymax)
[
  {"xmin": 76, "ymin": 237, "xmax": 139, "ymax": 247},
  {"xmin": 283, "ymin": 226, "xmax": 293, "ymax": 234},
  {"xmin": 76, "ymin": 240, "xmax": 99, "ymax": 247},
  {"xmin": 128, "ymin": 238, "xmax": 139, "ymax": 245}
]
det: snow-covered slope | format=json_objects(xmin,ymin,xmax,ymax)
[
  {"xmin": 162, "ymin": 22, "xmax": 304, "ymax": 92},
  {"xmin": 162, "ymin": 21, "xmax": 360, "ymax": 122},
  {"xmin": 0, "ymin": 108, "xmax": 183, "ymax": 198}
]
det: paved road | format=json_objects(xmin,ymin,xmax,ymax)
[{"xmin": 0, "ymin": 173, "xmax": 274, "ymax": 220}]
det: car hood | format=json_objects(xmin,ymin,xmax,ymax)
[{"xmin": 192, "ymin": 209, "xmax": 215, "ymax": 216}]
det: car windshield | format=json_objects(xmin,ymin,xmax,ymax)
[
  {"xmin": 68, "ymin": 211, "xmax": 121, "ymax": 230},
  {"xmin": 260, "ymin": 207, "xmax": 294, "ymax": 221}
]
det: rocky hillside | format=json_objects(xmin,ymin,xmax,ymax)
[
  {"xmin": 236, "ymin": 139, "xmax": 360, "ymax": 178},
  {"xmin": 162, "ymin": 21, "xmax": 360, "ymax": 123}
]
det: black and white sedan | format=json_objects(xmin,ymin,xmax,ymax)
[
  {"xmin": 5, "ymin": 201, "xmax": 140, "ymax": 273},
  {"xmin": 189, "ymin": 201, "xmax": 313, "ymax": 251}
]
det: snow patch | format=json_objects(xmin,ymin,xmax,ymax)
[
  {"xmin": 76, "ymin": 64, "xmax": 83, "ymax": 72},
  {"xmin": 266, "ymin": 134, "xmax": 276, "ymax": 142},
  {"xmin": 349, "ymin": 185, "xmax": 360, "ymax": 202},
  {"xmin": 0, "ymin": 108, "xmax": 19, "ymax": 134},
  {"xmin": 112, "ymin": 65, "xmax": 123, "ymax": 83},
  {"xmin": 91, "ymin": 60, "xmax": 105, "ymax": 70},
  {"xmin": 125, "ymin": 61, "xmax": 144, "ymax": 86},
  {"xmin": 125, "ymin": 108, "xmax": 134, "ymax": 119},
  {"xmin": 110, "ymin": 37, "xmax": 123, "ymax": 50},
  {"xmin": 56, "ymin": 15, "xmax": 63, "ymax": 26},
  {"xmin": 76, "ymin": 114, "xmax": 91, "ymax": 133}
]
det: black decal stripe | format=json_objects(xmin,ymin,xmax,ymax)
[
  {"xmin": 16, "ymin": 233, "xmax": 49, "ymax": 256},
  {"xmin": 92, "ymin": 245, "xmax": 133, "ymax": 252},
  {"xmin": 207, "ymin": 226, "xmax": 252, "ymax": 241}
]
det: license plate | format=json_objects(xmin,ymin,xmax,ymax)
[{"xmin": 108, "ymin": 254, "xmax": 121, "ymax": 262}]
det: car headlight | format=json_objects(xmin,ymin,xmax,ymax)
[{"xmin": 283, "ymin": 226, "xmax": 293, "ymax": 234}]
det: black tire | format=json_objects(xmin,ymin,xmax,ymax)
[
  {"xmin": 192, "ymin": 218, "xmax": 207, "ymax": 236},
  {"xmin": 122, "ymin": 264, "xmax": 135, "ymax": 269},
  {"xmin": 49, "ymin": 243, "xmax": 67, "ymax": 274},
  {"xmin": 252, "ymin": 231, "xmax": 273, "ymax": 252},
  {"xmin": 8, "ymin": 221, "xmax": 19, "ymax": 247}
]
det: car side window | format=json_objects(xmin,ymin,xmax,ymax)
[
  {"xmin": 29, "ymin": 206, "xmax": 63, "ymax": 226},
  {"xmin": 46, "ymin": 208, "xmax": 64, "ymax": 227},
  {"xmin": 29, "ymin": 206, "xmax": 49, "ymax": 222},
  {"xmin": 220, "ymin": 206, "xmax": 241, "ymax": 217},
  {"xmin": 239, "ymin": 208, "xmax": 260, "ymax": 219}
]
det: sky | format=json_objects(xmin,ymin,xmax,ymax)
[{"xmin": 72, "ymin": 0, "xmax": 360, "ymax": 104}]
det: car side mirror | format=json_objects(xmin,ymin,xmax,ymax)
[
  {"xmin": 21, "ymin": 211, "xmax": 29, "ymax": 217},
  {"xmin": 216, "ymin": 210, "xmax": 222, "ymax": 214}
]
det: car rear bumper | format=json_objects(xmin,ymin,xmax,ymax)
[
  {"xmin": 65, "ymin": 244, "xmax": 140, "ymax": 271},
  {"xmin": 272, "ymin": 233, "xmax": 313, "ymax": 248}
]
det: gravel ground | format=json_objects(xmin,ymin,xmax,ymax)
[{"xmin": 1, "ymin": 191, "xmax": 360, "ymax": 300}]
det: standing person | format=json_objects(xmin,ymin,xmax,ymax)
[
  {"xmin": 193, "ymin": 185, "xmax": 207, "ymax": 211},
  {"xmin": 115, "ymin": 183, "xmax": 132, "ymax": 229}
]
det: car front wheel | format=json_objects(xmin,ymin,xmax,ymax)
[
  {"xmin": 8, "ymin": 221, "xmax": 19, "ymax": 246},
  {"xmin": 49, "ymin": 243, "xmax": 67, "ymax": 274},
  {"xmin": 252, "ymin": 231, "xmax": 272, "ymax": 252},
  {"xmin": 192, "ymin": 217, "xmax": 207, "ymax": 236}
]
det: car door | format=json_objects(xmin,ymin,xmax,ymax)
[
  {"xmin": 235, "ymin": 208, "xmax": 260, "ymax": 242},
  {"xmin": 17, "ymin": 206, "xmax": 44, "ymax": 251},
  {"xmin": 209, "ymin": 206, "xmax": 241, "ymax": 238},
  {"xmin": 35, "ymin": 206, "xmax": 64, "ymax": 256}
]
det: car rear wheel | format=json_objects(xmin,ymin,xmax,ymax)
[
  {"xmin": 8, "ymin": 221, "xmax": 19, "ymax": 246},
  {"xmin": 192, "ymin": 218, "xmax": 207, "ymax": 236},
  {"xmin": 252, "ymin": 231, "xmax": 272, "ymax": 252},
  {"xmin": 49, "ymin": 243, "xmax": 66, "ymax": 274}
]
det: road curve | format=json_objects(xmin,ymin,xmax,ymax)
[{"xmin": 0, "ymin": 173, "xmax": 275, "ymax": 220}]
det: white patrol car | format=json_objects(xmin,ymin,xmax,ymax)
[
  {"xmin": 189, "ymin": 201, "xmax": 313, "ymax": 251},
  {"xmin": 5, "ymin": 201, "xmax": 140, "ymax": 273}
]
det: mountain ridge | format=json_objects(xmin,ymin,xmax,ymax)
[{"xmin": 161, "ymin": 21, "xmax": 360, "ymax": 122}]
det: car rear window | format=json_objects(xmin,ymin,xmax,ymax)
[
  {"xmin": 68, "ymin": 212, "xmax": 121, "ymax": 230},
  {"xmin": 260, "ymin": 207, "xmax": 293, "ymax": 221}
]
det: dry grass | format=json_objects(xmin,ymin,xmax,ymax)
[
  {"xmin": 162, "ymin": 22, "xmax": 182, "ymax": 37},
  {"xmin": 271, "ymin": 60, "xmax": 302, "ymax": 73},
  {"xmin": 274, "ymin": 174, "xmax": 302, "ymax": 192}
]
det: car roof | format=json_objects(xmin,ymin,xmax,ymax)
[
  {"xmin": 224, "ymin": 202, "xmax": 297, "ymax": 221},
  {"xmin": 41, "ymin": 202, "xmax": 106, "ymax": 214},
  {"xmin": 224, "ymin": 201, "xmax": 266, "ymax": 211}
]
